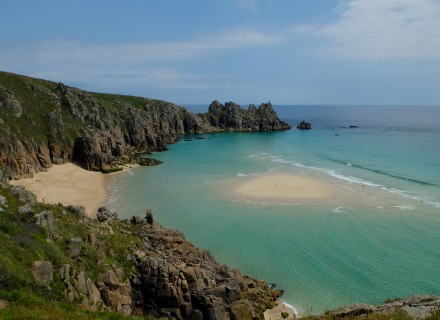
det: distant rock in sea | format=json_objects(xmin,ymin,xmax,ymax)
[{"xmin": 297, "ymin": 121, "xmax": 312, "ymax": 130}]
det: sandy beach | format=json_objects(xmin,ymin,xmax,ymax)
[
  {"xmin": 264, "ymin": 299, "xmax": 297, "ymax": 320},
  {"xmin": 233, "ymin": 173, "xmax": 333, "ymax": 204},
  {"xmin": 9, "ymin": 163, "xmax": 108, "ymax": 217}
]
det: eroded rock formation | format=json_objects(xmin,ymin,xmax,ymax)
[{"xmin": 0, "ymin": 72, "xmax": 290, "ymax": 182}]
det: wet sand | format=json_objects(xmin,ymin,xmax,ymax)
[{"xmin": 233, "ymin": 173, "xmax": 333, "ymax": 204}]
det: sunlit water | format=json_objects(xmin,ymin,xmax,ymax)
[{"xmin": 106, "ymin": 105, "xmax": 440, "ymax": 315}]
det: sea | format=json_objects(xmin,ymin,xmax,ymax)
[{"xmin": 106, "ymin": 105, "xmax": 440, "ymax": 316}]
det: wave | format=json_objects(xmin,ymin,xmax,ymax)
[
  {"xmin": 281, "ymin": 300, "xmax": 299, "ymax": 317},
  {"xmin": 321, "ymin": 156, "xmax": 438, "ymax": 187},
  {"xmin": 260, "ymin": 153, "xmax": 440, "ymax": 210},
  {"xmin": 394, "ymin": 205, "xmax": 416, "ymax": 211},
  {"xmin": 332, "ymin": 207, "xmax": 353, "ymax": 213}
]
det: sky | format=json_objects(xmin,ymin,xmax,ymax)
[{"xmin": 1, "ymin": 0, "xmax": 440, "ymax": 105}]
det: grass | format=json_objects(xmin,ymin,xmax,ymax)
[
  {"xmin": 0, "ymin": 289, "xmax": 162, "ymax": 320},
  {"xmin": 0, "ymin": 183, "xmax": 159, "ymax": 319}
]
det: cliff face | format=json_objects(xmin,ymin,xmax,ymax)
[
  {"xmin": 0, "ymin": 71, "xmax": 290, "ymax": 182},
  {"xmin": 203, "ymin": 100, "xmax": 290, "ymax": 132}
]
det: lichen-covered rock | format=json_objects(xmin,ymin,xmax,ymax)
[
  {"xmin": 69, "ymin": 238, "xmax": 83, "ymax": 258},
  {"xmin": 0, "ymin": 195, "xmax": 6, "ymax": 206},
  {"xmin": 97, "ymin": 206, "xmax": 118, "ymax": 222},
  {"xmin": 32, "ymin": 261, "xmax": 53, "ymax": 287},
  {"xmin": 67, "ymin": 205, "xmax": 86, "ymax": 217},
  {"xmin": 12, "ymin": 185, "xmax": 37, "ymax": 204}
]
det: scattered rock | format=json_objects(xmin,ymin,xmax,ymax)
[
  {"xmin": 32, "ymin": 261, "xmax": 53, "ymax": 287},
  {"xmin": 88, "ymin": 233, "xmax": 97, "ymax": 247},
  {"xmin": 67, "ymin": 205, "xmax": 86, "ymax": 217},
  {"xmin": 130, "ymin": 216, "xmax": 143, "ymax": 224},
  {"xmin": 35, "ymin": 210, "xmax": 58, "ymax": 240},
  {"xmin": 12, "ymin": 185, "xmax": 37, "ymax": 205},
  {"xmin": 139, "ymin": 157, "xmax": 163, "ymax": 166},
  {"xmin": 69, "ymin": 238, "xmax": 83, "ymax": 258},
  {"xmin": 97, "ymin": 206, "xmax": 118, "ymax": 222},
  {"xmin": 17, "ymin": 204, "xmax": 35, "ymax": 218},
  {"xmin": 297, "ymin": 121, "xmax": 312, "ymax": 130},
  {"xmin": 0, "ymin": 195, "xmax": 6, "ymax": 206},
  {"xmin": 146, "ymin": 209, "xmax": 154, "ymax": 225}
]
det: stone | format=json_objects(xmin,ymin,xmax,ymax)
[
  {"xmin": 146, "ymin": 209, "xmax": 154, "ymax": 224},
  {"xmin": 60, "ymin": 264, "xmax": 70, "ymax": 281},
  {"xmin": 130, "ymin": 216, "xmax": 142, "ymax": 224},
  {"xmin": 35, "ymin": 210, "xmax": 56, "ymax": 238},
  {"xmin": 88, "ymin": 233, "xmax": 97, "ymax": 247},
  {"xmin": 12, "ymin": 185, "xmax": 37, "ymax": 205},
  {"xmin": 139, "ymin": 157, "xmax": 163, "ymax": 166},
  {"xmin": 17, "ymin": 204, "xmax": 35, "ymax": 217},
  {"xmin": 0, "ymin": 195, "xmax": 6, "ymax": 206},
  {"xmin": 69, "ymin": 238, "xmax": 83, "ymax": 258},
  {"xmin": 97, "ymin": 206, "xmax": 118, "ymax": 222},
  {"xmin": 297, "ymin": 120, "xmax": 312, "ymax": 130},
  {"xmin": 67, "ymin": 205, "xmax": 86, "ymax": 217},
  {"xmin": 100, "ymin": 271, "xmax": 120, "ymax": 290},
  {"xmin": 32, "ymin": 261, "xmax": 53, "ymax": 287}
]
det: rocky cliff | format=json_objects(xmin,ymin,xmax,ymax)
[
  {"xmin": 0, "ymin": 184, "xmax": 280, "ymax": 319},
  {"xmin": 0, "ymin": 71, "xmax": 290, "ymax": 182}
]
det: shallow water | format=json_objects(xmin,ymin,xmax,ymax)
[{"xmin": 107, "ymin": 105, "xmax": 440, "ymax": 315}]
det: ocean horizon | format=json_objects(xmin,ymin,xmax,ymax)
[{"xmin": 106, "ymin": 105, "xmax": 440, "ymax": 315}]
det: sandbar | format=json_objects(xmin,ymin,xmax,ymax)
[
  {"xmin": 9, "ymin": 163, "xmax": 107, "ymax": 217},
  {"xmin": 233, "ymin": 173, "xmax": 332, "ymax": 203}
]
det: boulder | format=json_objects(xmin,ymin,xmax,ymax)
[
  {"xmin": 67, "ymin": 205, "xmax": 86, "ymax": 217},
  {"xmin": 97, "ymin": 206, "xmax": 118, "ymax": 222},
  {"xmin": 17, "ymin": 204, "xmax": 35, "ymax": 216},
  {"xmin": 130, "ymin": 216, "xmax": 143, "ymax": 224},
  {"xmin": 146, "ymin": 209, "xmax": 154, "ymax": 224},
  {"xmin": 69, "ymin": 238, "xmax": 83, "ymax": 258},
  {"xmin": 139, "ymin": 157, "xmax": 163, "ymax": 166},
  {"xmin": 297, "ymin": 121, "xmax": 312, "ymax": 130},
  {"xmin": 12, "ymin": 185, "xmax": 37, "ymax": 205},
  {"xmin": 0, "ymin": 195, "xmax": 6, "ymax": 206},
  {"xmin": 35, "ymin": 210, "xmax": 56, "ymax": 239},
  {"xmin": 32, "ymin": 261, "xmax": 53, "ymax": 287}
]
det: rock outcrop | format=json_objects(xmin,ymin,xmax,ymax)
[
  {"xmin": 131, "ymin": 219, "xmax": 280, "ymax": 319},
  {"xmin": 297, "ymin": 121, "xmax": 312, "ymax": 130},
  {"xmin": 325, "ymin": 295, "xmax": 440, "ymax": 320},
  {"xmin": 0, "ymin": 71, "xmax": 290, "ymax": 182},
  {"xmin": 204, "ymin": 100, "xmax": 290, "ymax": 132}
]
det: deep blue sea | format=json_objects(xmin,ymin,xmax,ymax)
[{"xmin": 107, "ymin": 105, "xmax": 440, "ymax": 315}]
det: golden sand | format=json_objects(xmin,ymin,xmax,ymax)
[{"xmin": 9, "ymin": 163, "xmax": 107, "ymax": 217}]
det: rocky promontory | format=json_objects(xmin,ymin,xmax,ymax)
[{"xmin": 0, "ymin": 71, "xmax": 290, "ymax": 183}]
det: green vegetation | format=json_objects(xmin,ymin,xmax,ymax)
[{"xmin": 0, "ymin": 183, "xmax": 159, "ymax": 319}]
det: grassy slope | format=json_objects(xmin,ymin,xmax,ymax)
[{"xmin": 0, "ymin": 183, "xmax": 165, "ymax": 319}]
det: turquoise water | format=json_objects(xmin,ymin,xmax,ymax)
[{"xmin": 107, "ymin": 106, "xmax": 440, "ymax": 315}]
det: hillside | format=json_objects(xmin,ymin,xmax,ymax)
[{"xmin": 0, "ymin": 71, "xmax": 291, "ymax": 182}]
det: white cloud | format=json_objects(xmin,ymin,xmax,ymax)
[
  {"xmin": 0, "ymin": 27, "xmax": 284, "ymax": 92},
  {"xmin": 294, "ymin": 0, "xmax": 440, "ymax": 59},
  {"xmin": 237, "ymin": 0, "xmax": 258, "ymax": 12},
  {"xmin": 0, "ymin": 27, "xmax": 282, "ymax": 68}
]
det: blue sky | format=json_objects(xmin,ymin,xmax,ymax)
[{"xmin": 1, "ymin": 0, "xmax": 439, "ymax": 105}]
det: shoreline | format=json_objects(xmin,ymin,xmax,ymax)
[
  {"xmin": 9, "ymin": 163, "xmax": 110, "ymax": 218},
  {"xmin": 264, "ymin": 299, "xmax": 298, "ymax": 320}
]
